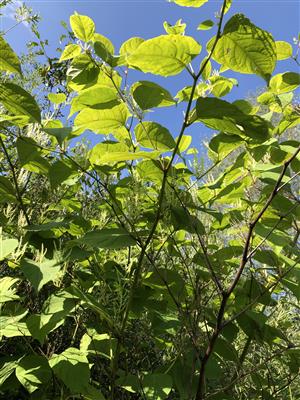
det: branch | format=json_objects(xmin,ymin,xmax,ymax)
[{"xmin": 195, "ymin": 144, "xmax": 300, "ymax": 399}]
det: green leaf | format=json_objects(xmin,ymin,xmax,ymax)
[
  {"xmin": 74, "ymin": 103, "xmax": 129, "ymax": 134},
  {"xmin": 49, "ymin": 159, "xmax": 77, "ymax": 188},
  {"xmin": 59, "ymin": 43, "xmax": 81, "ymax": 61},
  {"xmin": 70, "ymin": 13, "xmax": 95, "ymax": 42},
  {"xmin": 16, "ymin": 137, "xmax": 50, "ymax": 175},
  {"xmin": 80, "ymin": 332, "xmax": 117, "ymax": 359},
  {"xmin": 75, "ymin": 228, "xmax": 136, "ymax": 249},
  {"xmin": 0, "ymin": 277, "xmax": 20, "ymax": 303},
  {"xmin": 16, "ymin": 356, "xmax": 51, "ymax": 393},
  {"xmin": 177, "ymin": 135, "xmax": 192, "ymax": 153},
  {"xmin": 94, "ymin": 33, "xmax": 114, "ymax": 63},
  {"xmin": 142, "ymin": 373, "xmax": 173, "ymax": 400},
  {"xmin": 0, "ymin": 36, "xmax": 21, "ymax": 75},
  {"xmin": 0, "ymin": 176, "xmax": 16, "ymax": 203},
  {"xmin": 0, "ymin": 359, "xmax": 19, "ymax": 386},
  {"xmin": 135, "ymin": 121, "xmax": 175, "ymax": 150},
  {"xmin": 21, "ymin": 257, "xmax": 62, "ymax": 292},
  {"xmin": 0, "ymin": 82, "xmax": 41, "ymax": 123},
  {"xmin": 196, "ymin": 97, "xmax": 269, "ymax": 140},
  {"xmin": 48, "ymin": 93, "xmax": 66, "ymax": 104},
  {"xmin": 127, "ymin": 35, "xmax": 201, "ymax": 77},
  {"xmin": 169, "ymin": 0, "xmax": 208, "ymax": 7},
  {"xmin": 197, "ymin": 19, "xmax": 214, "ymax": 30},
  {"xmin": 131, "ymin": 81, "xmax": 175, "ymax": 110},
  {"xmin": 211, "ymin": 14, "xmax": 276, "ymax": 80},
  {"xmin": 269, "ymin": 72, "xmax": 300, "ymax": 94},
  {"xmin": 0, "ymin": 238, "xmax": 18, "ymax": 261},
  {"xmin": 44, "ymin": 127, "xmax": 73, "ymax": 146},
  {"xmin": 26, "ymin": 291, "xmax": 77, "ymax": 343},
  {"xmin": 70, "ymin": 85, "xmax": 117, "ymax": 115},
  {"xmin": 209, "ymin": 132, "xmax": 243, "ymax": 159},
  {"xmin": 275, "ymin": 41, "xmax": 293, "ymax": 60},
  {"xmin": 89, "ymin": 141, "xmax": 160, "ymax": 165},
  {"xmin": 0, "ymin": 322, "xmax": 30, "ymax": 338},
  {"xmin": 120, "ymin": 37, "xmax": 145, "ymax": 57},
  {"xmin": 49, "ymin": 347, "xmax": 90, "ymax": 393},
  {"xmin": 94, "ymin": 33, "xmax": 114, "ymax": 54},
  {"xmin": 67, "ymin": 54, "xmax": 99, "ymax": 90},
  {"xmin": 200, "ymin": 58, "xmax": 211, "ymax": 80},
  {"xmin": 163, "ymin": 19, "xmax": 186, "ymax": 35},
  {"xmin": 209, "ymin": 75, "xmax": 238, "ymax": 97},
  {"xmin": 171, "ymin": 207, "xmax": 205, "ymax": 234}
]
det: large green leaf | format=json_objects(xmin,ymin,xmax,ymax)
[
  {"xmin": 89, "ymin": 141, "xmax": 160, "ymax": 164},
  {"xmin": 75, "ymin": 228, "xmax": 136, "ymax": 249},
  {"xmin": 169, "ymin": 0, "xmax": 208, "ymax": 7},
  {"xmin": 0, "ymin": 277, "xmax": 20, "ymax": 303},
  {"xmin": 135, "ymin": 121, "xmax": 175, "ymax": 150},
  {"xmin": 275, "ymin": 41, "xmax": 293, "ymax": 60},
  {"xmin": 16, "ymin": 137, "xmax": 50, "ymax": 174},
  {"xmin": 49, "ymin": 347, "xmax": 90, "ymax": 393},
  {"xmin": 209, "ymin": 76, "xmax": 238, "ymax": 98},
  {"xmin": 70, "ymin": 13, "xmax": 95, "ymax": 42},
  {"xmin": 0, "ymin": 36, "xmax": 21, "ymax": 75},
  {"xmin": 127, "ymin": 35, "xmax": 201, "ymax": 76},
  {"xmin": 142, "ymin": 373, "xmax": 173, "ymax": 400},
  {"xmin": 74, "ymin": 103, "xmax": 129, "ymax": 134},
  {"xmin": 196, "ymin": 97, "xmax": 269, "ymax": 140},
  {"xmin": 0, "ymin": 238, "xmax": 18, "ymax": 261},
  {"xmin": 120, "ymin": 37, "xmax": 145, "ymax": 57},
  {"xmin": 0, "ymin": 359, "xmax": 19, "ymax": 386},
  {"xmin": 59, "ymin": 43, "xmax": 81, "ymax": 61},
  {"xmin": 21, "ymin": 257, "xmax": 62, "ymax": 292},
  {"xmin": 16, "ymin": 355, "xmax": 51, "ymax": 393},
  {"xmin": 0, "ymin": 177, "xmax": 16, "ymax": 203},
  {"xmin": 94, "ymin": 33, "xmax": 115, "ymax": 63},
  {"xmin": 211, "ymin": 14, "xmax": 276, "ymax": 80},
  {"xmin": 209, "ymin": 132, "xmax": 243, "ymax": 159},
  {"xmin": 131, "ymin": 81, "xmax": 175, "ymax": 110},
  {"xmin": 67, "ymin": 54, "xmax": 99, "ymax": 90},
  {"xmin": 0, "ymin": 82, "xmax": 41, "ymax": 122},
  {"xmin": 70, "ymin": 85, "xmax": 117, "ymax": 115},
  {"xmin": 26, "ymin": 291, "xmax": 77, "ymax": 343},
  {"xmin": 269, "ymin": 72, "xmax": 300, "ymax": 94}
]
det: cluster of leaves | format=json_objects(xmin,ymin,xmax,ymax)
[{"xmin": 0, "ymin": 0, "xmax": 300, "ymax": 399}]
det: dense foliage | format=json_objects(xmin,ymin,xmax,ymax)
[{"xmin": 0, "ymin": 0, "xmax": 299, "ymax": 399}]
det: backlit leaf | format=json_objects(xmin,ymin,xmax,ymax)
[
  {"xmin": 211, "ymin": 14, "xmax": 276, "ymax": 80},
  {"xmin": 0, "ymin": 36, "xmax": 21, "ymax": 75},
  {"xmin": 127, "ymin": 35, "xmax": 201, "ymax": 76},
  {"xmin": 275, "ymin": 41, "xmax": 293, "ymax": 60},
  {"xmin": 70, "ymin": 13, "xmax": 95, "ymax": 42},
  {"xmin": 131, "ymin": 81, "xmax": 175, "ymax": 110},
  {"xmin": 135, "ymin": 121, "xmax": 176, "ymax": 150},
  {"xmin": 0, "ymin": 82, "xmax": 41, "ymax": 123},
  {"xmin": 74, "ymin": 103, "xmax": 130, "ymax": 134},
  {"xmin": 169, "ymin": 0, "xmax": 208, "ymax": 7},
  {"xmin": 16, "ymin": 356, "xmax": 51, "ymax": 393},
  {"xmin": 270, "ymin": 72, "xmax": 300, "ymax": 94}
]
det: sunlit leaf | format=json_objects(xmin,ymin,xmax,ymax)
[
  {"xmin": 70, "ymin": 13, "xmax": 95, "ymax": 42},
  {"xmin": 0, "ymin": 36, "xmax": 21, "ymax": 75},
  {"xmin": 211, "ymin": 14, "xmax": 276, "ymax": 80},
  {"xmin": 127, "ymin": 35, "xmax": 201, "ymax": 76},
  {"xmin": 0, "ymin": 82, "xmax": 41, "ymax": 123}
]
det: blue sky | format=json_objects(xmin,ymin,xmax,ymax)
[{"xmin": 2, "ymin": 0, "xmax": 300, "ymax": 153}]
